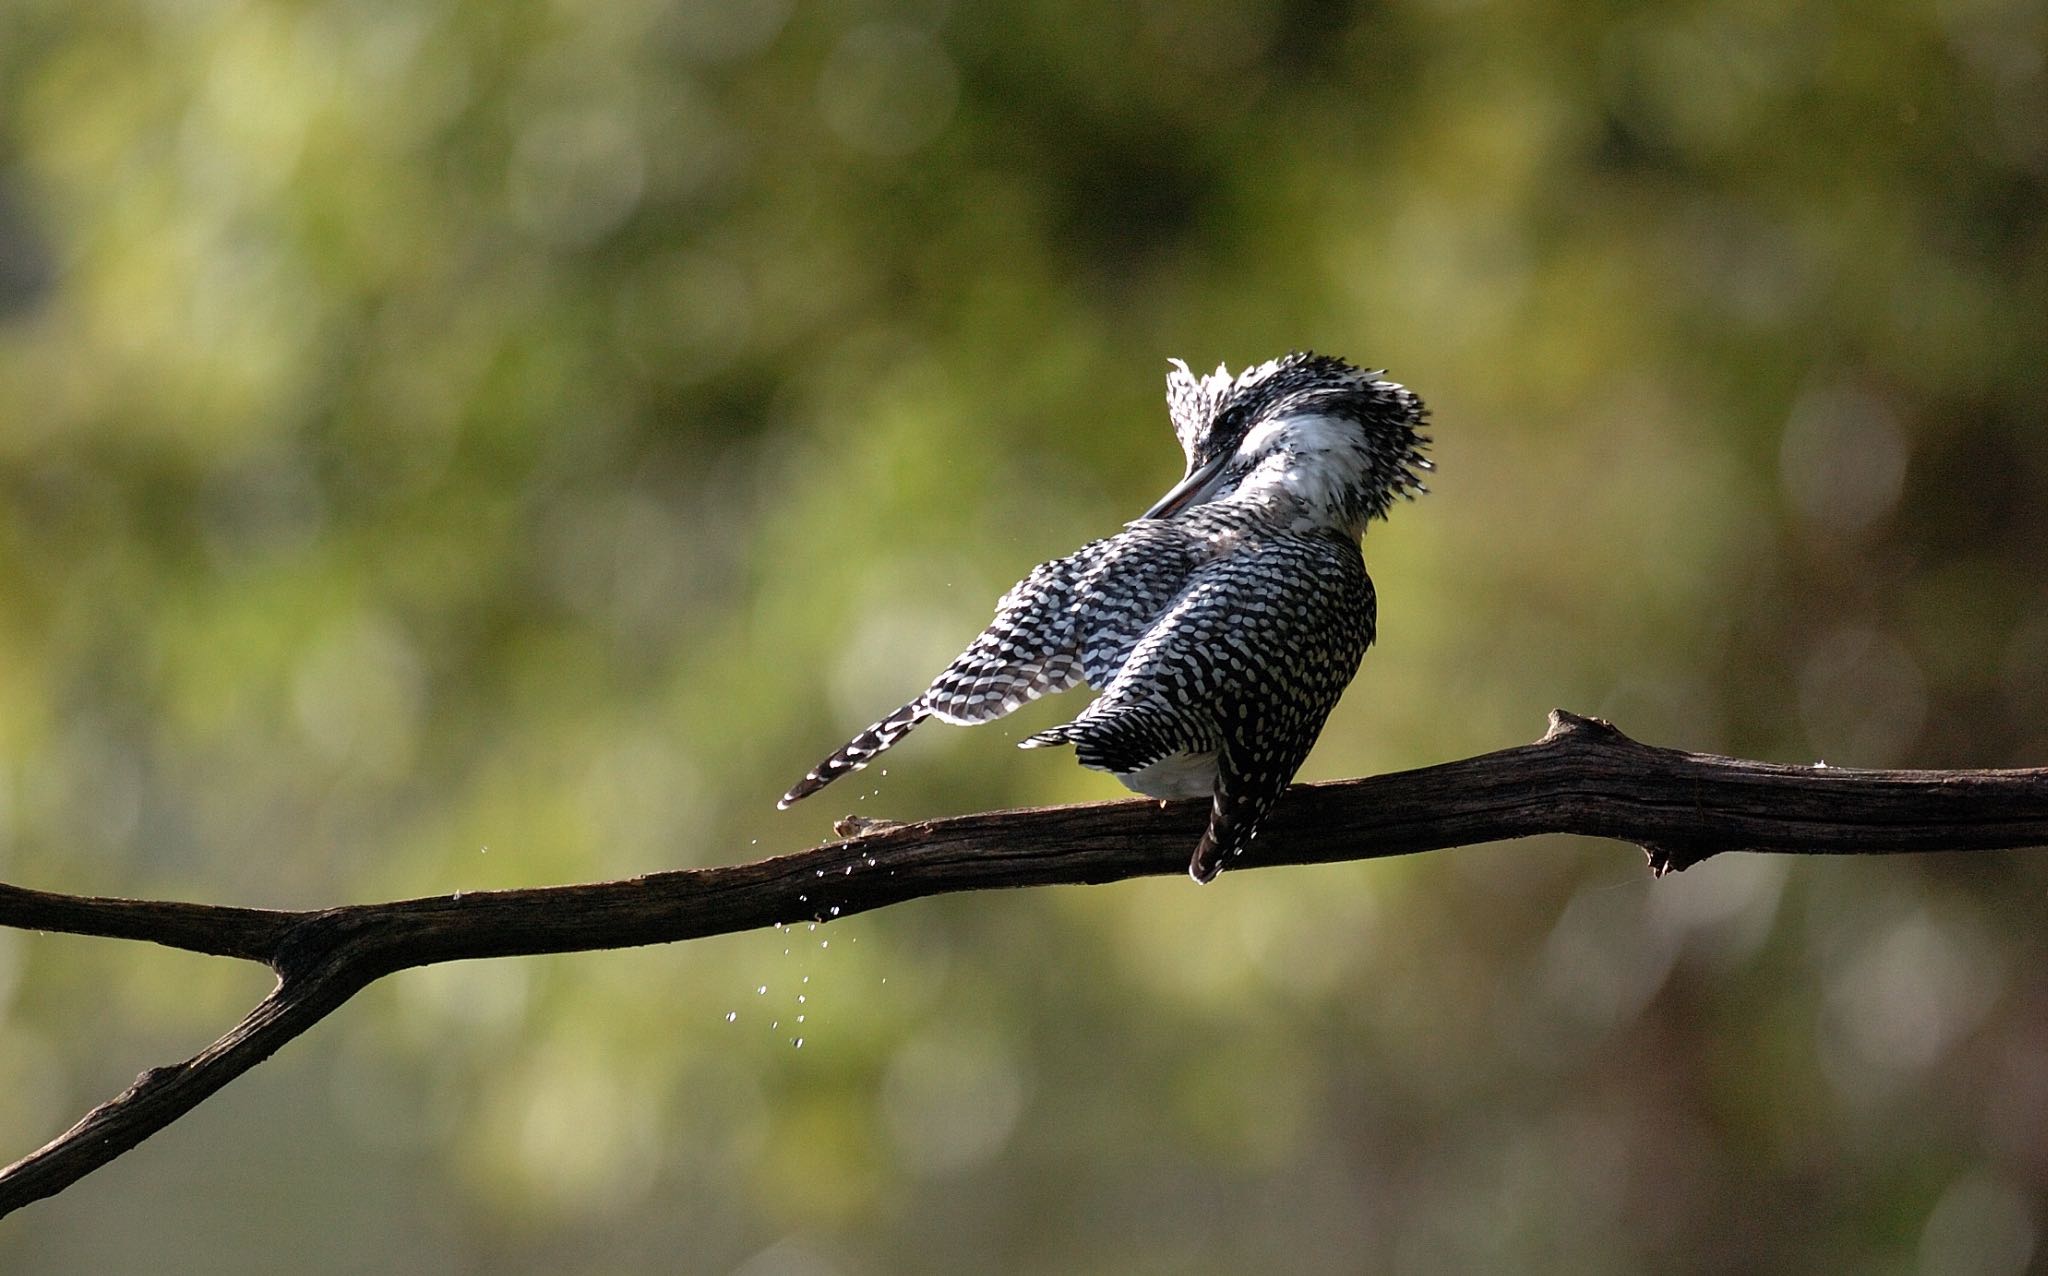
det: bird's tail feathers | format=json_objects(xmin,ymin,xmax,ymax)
[
  {"xmin": 779, "ymin": 700, "xmax": 930, "ymax": 808},
  {"xmin": 1188, "ymin": 786, "xmax": 1268, "ymax": 883},
  {"xmin": 1188, "ymin": 815, "xmax": 1236, "ymax": 884}
]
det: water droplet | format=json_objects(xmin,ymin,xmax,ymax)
[
  {"xmin": 724, "ymin": 1011, "xmax": 737, "ymax": 1023},
  {"xmin": 880, "ymin": 768, "xmax": 888, "ymax": 776},
  {"xmin": 798, "ymin": 995, "xmax": 806, "ymax": 1004},
  {"xmin": 796, "ymin": 1014, "xmax": 806, "ymax": 1023},
  {"xmin": 794, "ymin": 1038, "xmax": 804, "ymax": 1048},
  {"xmin": 820, "ymin": 941, "xmax": 829, "ymax": 950},
  {"xmin": 802, "ymin": 976, "xmax": 809, "ymax": 984},
  {"xmin": 756, "ymin": 986, "xmax": 767, "ymax": 995},
  {"xmin": 828, "ymin": 906, "xmax": 841, "ymax": 917}
]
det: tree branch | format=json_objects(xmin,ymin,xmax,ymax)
[{"xmin": 3, "ymin": 710, "xmax": 2044, "ymax": 1216}]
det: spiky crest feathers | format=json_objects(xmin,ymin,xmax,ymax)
[{"xmin": 1163, "ymin": 350, "xmax": 1433, "ymax": 530}]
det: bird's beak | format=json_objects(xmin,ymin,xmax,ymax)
[{"xmin": 1140, "ymin": 454, "xmax": 1230, "ymax": 520}]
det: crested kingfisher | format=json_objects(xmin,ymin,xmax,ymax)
[{"xmin": 780, "ymin": 352, "xmax": 1432, "ymax": 882}]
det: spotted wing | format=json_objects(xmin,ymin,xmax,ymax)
[
  {"xmin": 924, "ymin": 520, "xmax": 1206, "ymax": 723},
  {"xmin": 1186, "ymin": 534, "xmax": 1375, "ymax": 879},
  {"xmin": 1045, "ymin": 530, "xmax": 1374, "ymax": 880},
  {"xmin": 780, "ymin": 519, "xmax": 1208, "ymax": 806}
]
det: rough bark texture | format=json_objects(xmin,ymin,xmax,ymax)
[{"xmin": 2, "ymin": 711, "xmax": 2044, "ymax": 1216}]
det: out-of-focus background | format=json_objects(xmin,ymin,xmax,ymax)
[{"xmin": 1, "ymin": 0, "xmax": 2045, "ymax": 1270}]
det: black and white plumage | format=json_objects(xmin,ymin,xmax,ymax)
[{"xmin": 780, "ymin": 352, "xmax": 1431, "ymax": 882}]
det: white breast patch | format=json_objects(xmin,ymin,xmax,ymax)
[{"xmin": 1114, "ymin": 750, "xmax": 1220, "ymax": 799}]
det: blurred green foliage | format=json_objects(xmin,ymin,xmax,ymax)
[{"xmin": 1, "ymin": 0, "xmax": 2046, "ymax": 1270}]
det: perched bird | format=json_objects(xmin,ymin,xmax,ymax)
[{"xmin": 780, "ymin": 352, "xmax": 1431, "ymax": 881}]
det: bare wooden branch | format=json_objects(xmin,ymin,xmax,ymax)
[{"xmin": 2, "ymin": 710, "xmax": 2044, "ymax": 1217}]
